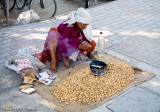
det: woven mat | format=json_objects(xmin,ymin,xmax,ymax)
[{"xmin": 34, "ymin": 53, "xmax": 155, "ymax": 112}]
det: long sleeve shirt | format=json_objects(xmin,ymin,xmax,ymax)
[{"xmin": 57, "ymin": 22, "xmax": 89, "ymax": 58}]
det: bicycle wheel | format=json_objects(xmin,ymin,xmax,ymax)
[
  {"xmin": 31, "ymin": 0, "xmax": 57, "ymax": 20},
  {"xmin": 16, "ymin": 0, "xmax": 26, "ymax": 10},
  {"xmin": 9, "ymin": 0, "xmax": 16, "ymax": 11}
]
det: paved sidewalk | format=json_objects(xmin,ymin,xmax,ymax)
[
  {"xmin": 0, "ymin": 0, "xmax": 160, "ymax": 112},
  {"xmin": 0, "ymin": 0, "xmax": 106, "ymax": 29}
]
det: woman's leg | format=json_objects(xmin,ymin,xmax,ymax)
[
  {"xmin": 34, "ymin": 27, "xmax": 61, "ymax": 64},
  {"xmin": 63, "ymin": 58, "xmax": 72, "ymax": 68}
]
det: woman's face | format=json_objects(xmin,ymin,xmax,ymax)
[{"xmin": 77, "ymin": 22, "xmax": 88, "ymax": 30}]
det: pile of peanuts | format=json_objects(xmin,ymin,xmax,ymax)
[{"xmin": 52, "ymin": 62, "xmax": 135, "ymax": 104}]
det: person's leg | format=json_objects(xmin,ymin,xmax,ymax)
[
  {"xmin": 48, "ymin": 27, "xmax": 73, "ymax": 69},
  {"xmin": 34, "ymin": 27, "xmax": 61, "ymax": 64},
  {"xmin": 63, "ymin": 58, "xmax": 72, "ymax": 68}
]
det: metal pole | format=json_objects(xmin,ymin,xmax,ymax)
[
  {"xmin": 6, "ymin": 0, "xmax": 9, "ymax": 26},
  {"xmin": 94, "ymin": 0, "xmax": 97, "ymax": 5}
]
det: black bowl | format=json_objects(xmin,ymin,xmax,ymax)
[{"xmin": 90, "ymin": 61, "xmax": 107, "ymax": 76}]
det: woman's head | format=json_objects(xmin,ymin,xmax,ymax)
[
  {"xmin": 63, "ymin": 7, "xmax": 93, "ymax": 42},
  {"xmin": 63, "ymin": 8, "xmax": 91, "ymax": 28},
  {"xmin": 77, "ymin": 22, "xmax": 88, "ymax": 30}
]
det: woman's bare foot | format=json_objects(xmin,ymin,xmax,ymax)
[
  {"xmin": 50, "ymin": 63, "xmax": 57, "ymax": 72},
  {"xmin": 63, "ymin": 58, "xmax": 72, "ymax": 68}
]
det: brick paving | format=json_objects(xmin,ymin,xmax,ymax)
[{"xmin": 0, "ymin": 0, "xmax": 160, "ymax": 111}]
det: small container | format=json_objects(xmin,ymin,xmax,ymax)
[{"xmin": 90, "ymin": 61, "xmax": 107, "ymax": 76}]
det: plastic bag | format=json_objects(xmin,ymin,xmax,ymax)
[
  {"xmin": 35, "ymin": 72, "xmax": 58, "ymax": 85},
  {"xmin": 17, "ymin": 10, "xmax": 40, "ymax": 24}
]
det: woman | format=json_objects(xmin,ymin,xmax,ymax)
[{"xmin": 35, "ymin": 8, "xmax": 96, "ymax": 72}]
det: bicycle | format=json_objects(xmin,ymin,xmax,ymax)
[
  {"xmin": 16, "ymin": 0, "xmax": 57, "ymax": 19},
  {"xmin": 9, "ymin": 0, "xmax": 16, "ymax": 11},
  {"xmin": 0, "ymin": 0, "xmax": 16, "ymax": 12}
]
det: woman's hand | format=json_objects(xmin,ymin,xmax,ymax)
[
  {"xmin": 79, "ymin": 41, "xmax": 91, "ymax": 51},
  {"xmin": 50, "ymin": 62, "xmax": 57, "ymax": 72}
]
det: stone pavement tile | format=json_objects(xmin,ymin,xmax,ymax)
[
  {"xmin": 11, "ymin": 39, "xmax": 32, "ymax": 45},
  {"xmin": 0, "ymin": 48, "xmax": 13, "ymax": 54},
  {"xmin": 0, "ymin": 57, "xmax": 6, "ymax": 64},
  {"xmin": 140, "ymin": 71, "xmax": 160, "ymax": 95},
  {"xmin": 7, "ymin": 49, "xmax": 19, "ymax": 55},
  {"xmin": 89, "ymin": 107, "xmax": 112, "ymax": 112},
  {"xmin": 0, "ymin": 64, "xmax": 21, "ymax": 91},
  {"xmin": 90, "ymin": 87, "xmax": 137, "ymax": 112},
  {"xmin": 108, "ymin": 39, "xmax": 122, "ymax": 47},
  {"xmin": 9, "ymin": 44, "xmax": 25, "ymax": 50},
  {"xmin": 26, "ymin": 45, "xmax": 43, "ymax": 52},
  {"xmin": 105, "ymin": 43, "xmax": 113, "ymax": 49},
  {"xmin": 0, "ymin": 65, "xmax": 30, "ymax": 109},
  {"xmin": 0, "ymin": 61, "xmax": 6, "ymax": 69},
  {"xmin": 0, "ymin": 52, "xmax": 11, "ymax": 59},
  {"xmin": 89, "ymin": 0, "xmax": 160, "ymax": 33},
  {"xmin": 2, "ymin": 36, "xmax": 19, "ymax": 40},
  {"xmin": 140, "ymin": 77, "xmax": 160, "ymax": 94},
  {"xmin": 22, "ymin": 41, "xmax": 38, "ymax": 47},
  {"xmin": 106, "ymin": 49, "xmax": 160, "ymax": 94},
  {"xmin": 107, "ymin": 87, "xmax": 160, "ymax": 112},
  {"xmin": 104, "ymin": 35, "xmax": 120, "ymax": 41},
  {"xmin": 0, "ymin": 37, "xmax": 5, "ymax": 41},
  {"xmin": 0, "ymin": 42, "xmax": 14, "ymax": 49},
  {"xmin": 108, "ymin": 36, "xmax": 160, "ymax": 68},
  {"xmin": 0, "ymin": 89, "xmax": 57, "ymax": 112},
  {"xmin": 1, "ymin": 66, "xmax": 16, "ymax": 75},
  {"xmin": 0, "ymin": 72, "xmax": 21, "ymax": 91},
  {"xmin": 1, "ymin": 39, "xmax": 14, "ymax": 44}
]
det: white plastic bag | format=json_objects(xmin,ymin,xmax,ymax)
[
  {"xmin": 18, "ymin": 48, "xmax": 37, "ymax": 56},
  {"xmin": 17, "ymin": 10, "xmax": 40, "ymax": 24}
]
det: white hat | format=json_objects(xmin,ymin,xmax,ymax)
[{"xmin": 75, "ymin": 8, "xmax": 91, "ymax": 24}]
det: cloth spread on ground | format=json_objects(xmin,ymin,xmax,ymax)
[
  {"xmin": 15, "ymin": 58, "xmax": 38, "ymax": 73},
  {"xmin": 5, "ymin": 54, "xmax": 46, "ymax": 74},
  {"xmin": 5, "ymin": 60, "xmax": 18, "ymax": 72},
  {"xmin": 5, "ymin": 48, "xmax": 39, "ymax": 73}
]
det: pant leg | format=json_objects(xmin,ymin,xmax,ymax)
[{"xmin": 34, "ymin": 27, "xmax": 62, "ymax": 64}]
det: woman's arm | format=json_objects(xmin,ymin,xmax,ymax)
[{"xmin": 79, "ymin": 41, "xmax": 91, "ymax": 51}]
